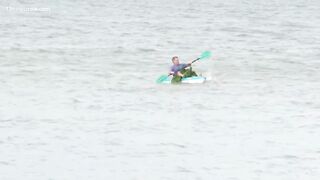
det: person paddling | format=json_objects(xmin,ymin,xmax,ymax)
[
  {"xmin": 169, "ymin": 56, "xmax": 197, "ymax": 83},
  {"xmin": 156, "ymin": 51, "xmax": 211, "ymax": 84}
]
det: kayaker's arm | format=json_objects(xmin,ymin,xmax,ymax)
[{"xmin": 182, "ymin": 63, "xmax": 192, "ymax": 69}]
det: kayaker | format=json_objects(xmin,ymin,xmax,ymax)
[{"xmin": 169, "ymin": 56, "xmax": 197, "ymax": 83}]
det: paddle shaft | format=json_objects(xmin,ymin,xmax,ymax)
[{"xmin": 191, "ymin": 58, "xmax": 200, "ymax": 64}]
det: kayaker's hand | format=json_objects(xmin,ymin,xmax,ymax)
[{"xmin": 177, "ymin": 71, "xmax": 184, "ymax": 77}]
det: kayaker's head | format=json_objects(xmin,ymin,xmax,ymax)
[{"xmin": 172, "ymin": 56, "xmax": 180, "ymax": 65}]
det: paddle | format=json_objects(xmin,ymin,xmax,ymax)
[
  {"xmin": 191, "ymin": 50, "xmax": 212, "ymax": 63},
  {"xmin": 156, "ymin": 51, "xmax": 212, "ymax": 83},
  {"xmin": 156, "ymin": 74, "xmax": 169, "ymax": 83}
]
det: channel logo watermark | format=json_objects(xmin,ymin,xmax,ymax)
[{"xmin": 4, "ymin": 6, "xmax": 51, "ymax": 12}]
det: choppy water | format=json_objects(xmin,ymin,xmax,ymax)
[{"xmin": 0, "ymin": 0, "xmax": 320, "ymax": 179}]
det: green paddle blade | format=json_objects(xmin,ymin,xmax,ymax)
[
  {"xmin": 199, "ymin": 51, "xmax": 212, "ymax": 60},
  {"xmin": 156, "ymin": 75, "xmax": 168, "ymax": 83}
]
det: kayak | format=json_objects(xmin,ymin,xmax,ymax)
[{"xmin": 160, "ymin": 76, "xmax": 206, "ymax": 84}]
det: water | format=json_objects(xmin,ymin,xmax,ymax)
[{"xmin": 0, "ymin": 0, "xmax": 320, "ymax": 179}]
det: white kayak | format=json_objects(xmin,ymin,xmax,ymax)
[{"xmin": 160, "ymin": 76, "xmax": 207, "ymax": 84}]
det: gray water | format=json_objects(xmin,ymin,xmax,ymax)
[{"xmin": 0, "ymin": 0, "xmax": 320, "ymax": 179}]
